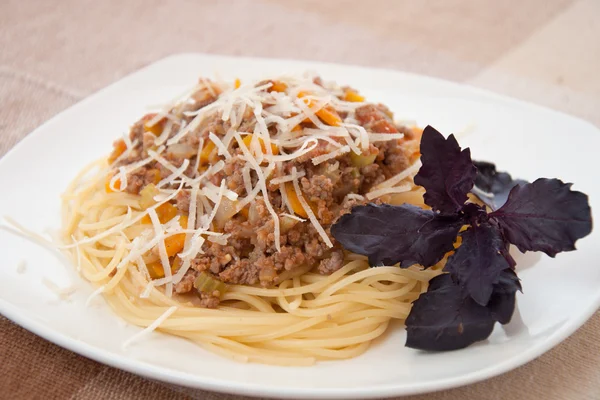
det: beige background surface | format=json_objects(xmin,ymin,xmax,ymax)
[{"xmin": 1, "ymin": 0, "xmax": 599, "ymax": 399}]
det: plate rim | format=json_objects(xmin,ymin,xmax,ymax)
[{"xmin": 1, "ymin": 52, "xmax": 599, "ymax": 399}]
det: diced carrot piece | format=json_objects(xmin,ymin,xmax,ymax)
[
  {"xmin": 142, "ymin": 113, "xmax": 165, "ymax": 136},
  {"xmin": 297, "ymin": 92, "xmax": 342, "ymax": 127},
  {"xmin": 343, "ymin": 89, "xmax": 365, "ymax": 102},
  {"xmin": 108, "ymin": 139, "xmax": 127, "ymax": 164},
  {"xmin": 199, "ymin": 141, "xmax": 216, "ymax": 166},
  {"xmin": 141, "ymin": 203, "xmax": 178, "ymax": 224},
  {"xmin": 284, "ymin": 183, "xmax": 317, "ymax": 218},
  {"xmin": 146, "ymin": 258, "xmax": 182, "ymax": 279},
  {"xmin": 269, "ymin": 81, "xmax": 288, "ymax": 93},
  {"xmin": 165, "ymin": 233, "xmax": 186, "ymax": 257},
  {"xmin": 291, "ymin": 124, "xmax": 302, "ymax": 132},
  {"xmin": 234, "ymin": 78, "xmax": 241, "ymax": 89},
  {"xmin": 239, "ymin": 206, "xmax": 249, "ymax": 219},
  {"xmin": 316, "ymin": 107, "xmax": 341, "ymax": 127},
  {"xmin": 105, "ymin": 177, "xmax": 122, "ymax": 193},
  {"xmin": 242, "ymin": 135, "xmax": 279, "ymax": 155},
  {"xmin": 179, "ymin": 215, "xmax": 189, "ymax": 229},
  {"xmin": 285, "ymin": 183, "xmax": 307, "ymax": 218}
]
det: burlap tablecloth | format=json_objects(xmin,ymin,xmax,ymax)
[{"xmin": 1, "ymin": 1, "xmax": 599, "ymax": 398}]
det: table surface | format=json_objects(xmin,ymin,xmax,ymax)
[{"xmin": 1, "ymin": 0, "xmax": 599, "ymax": 399}]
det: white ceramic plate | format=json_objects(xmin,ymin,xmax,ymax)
[{"xmin": 1, "ymin": 53, "xmax": 599, "ymax": 399}]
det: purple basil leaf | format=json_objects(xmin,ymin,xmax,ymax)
[
  {"xmin": 331, "ymin": 203, "xmax": 463, "ymax": 267},
  {"xmin": 414, "ymin": 126, "xmax": 477, "ymax": 214},
  {"xmin": 472, "ymin": 160, "xmax": 528, "ymax": 210},
  {"xmin": 490, "ymin": 178, "xmax": 592, "ymax": 256},
  {"xmin": 487, "ymin": 269, "xmax": 521, "ymax": 324},
  {"xmin": 405, "ymin": 274, "xmax": 495, "ymax": 351},
  {"xmin": 444, "ymin": 223, "xmax": 511, "ymax": 306}
]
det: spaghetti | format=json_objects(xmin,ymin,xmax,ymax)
[{"xmin": 58, "ymin": 74, "xmax": 441, "ymax": 366}]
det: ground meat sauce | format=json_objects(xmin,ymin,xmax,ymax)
[{"xmin": 108, "ymin": 77, "xmax": 422, "ymax": 308}]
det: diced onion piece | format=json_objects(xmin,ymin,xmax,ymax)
[
  {"xmin": 214, "ymin": 197, "xmax": 239, "ymax": 229},
  {"xmin": 194, "ymin": 272, "xmax": 227, "ymax": 297},
  {"xmin": 139, "ymin": 184, "xmax": 159, "ymax": 209},
  {"xmin": 280, "ymin": 215, "xmax": 300, "ymax": 233},
  {"xmin": 167, "ymin": 143, "xmax": 196, "ymax": 159},
  {"xmin": 349, "ymin": 151, "xmax": 377, "ymax": 167}
]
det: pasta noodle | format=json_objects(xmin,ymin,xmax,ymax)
[
  {"xmin": 52, "ymin": 74, "xmax": 443, "ymax": 366},
  {"xmin": 59, "ymin": 160, "xmax": 441, "ymax": 366}
]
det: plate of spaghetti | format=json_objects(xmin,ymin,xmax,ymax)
[{"xmin": 0, "ymin": 53, "xmax": 598, "ymax": 399}]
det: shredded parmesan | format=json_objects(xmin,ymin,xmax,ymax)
[
  {"xmin": 209, "ymin": 131, "xmax": 232, "ymax": 159},
  {"xmin": 122, "ymin": 306, "xmax": 178, "ymax": 349},
  {"xmin": 291, "ymin": 167, "xmax": 333, "ymax": 248},
  {"xmin": 269, "ymin": 171, "xmax": 306, "ymax": 185},
  {"xmin": 154, "ymin": 118, "xmax": 174, "ymax": 146},
  {"xmin": 42, "ymin": 277, "xmax": 77, "ymax": 300},
  {"xmin": 366, "ymin": 182, "xmax": 413, "ymax": 200},
  {"xmin": 345, "ymin": 193, "xmax": 365, "ymax": 201},
  {"xmin": 109, "ymin": 166, "xmax": 128, "ymax": 192},
  {"xmin": 279, "ymin": 213, "xmax": 306, "ymax": 222},
  {"xmin": 368, "ymin": 133, "xmax": 405, "ymax": 142},
  {"xmin": 202, "ymin": 180, "xmax": 226, "ymax": 230},
  {"xmin": 235, "ymin": 133, "xmax": 281, "ymax": 251},
  {"xmin": 193, "ymin": 137, "xmax": 204, "ymax": 176},
  {"xmin": 148, "ymin": 208, "xmax": 173, "ymax": 297},
  {"xmin": 85, "ymin": 285, "xmax": 105, "ymax": 306},
  {"xmin": 262, "ymin": 138, "xmax": 318, "ymax": 163},
  {"xmin": 312, "ymin": 145, "xmax": 350, "ymax": 165},
  {"xmin": 72, "ymin": 234, "xmax": 82, "ymax": 271},
  {"xmin": 373, "ymin": 160, "xmax": 422, "ymax": 190},
  {"xmin": 241, "ymin": 165, "xmax": 253, "ymax": 195},
  {"xmin": 157, "ymin": 159, "xmax": 190, "ymax": 188}
]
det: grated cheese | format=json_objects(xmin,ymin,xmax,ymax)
[
  {"xmin": 203, "ymin": 181, "xmax": 226, "ymax": 230},
  {"xmin": 291, "ymin": 167, "xmax": 333, "ymax": 248},
  {"xmin": 269, "ymin": 170, "xmax": 306, "ymax": 185},
  {"xmin": 42, "ymin": 277, "xmax": 77, "ymax": 300},
  {"xmin": 122, "ymin": 306, "xmax": 178, "ymax": 349},
  {"xmin": 262, "ymin": 138, "xmax": 318, "ymax": 163},
  {"xmin": 372, "ymin": 160, "xmax": 422, "ymax": 190},
  {"xmin": 209, "ymin": 131, "xmax": 232, "ymax": 159},
  {"xmin": 366, "ymin": 182, "xmax": 413, "ymax": 200},
  {"xmin": 109, "ymin": 166, "xmax": 128, "ymax": 192},
  {"xmin": 193, "ymin": 137, "xmax": 204, "ymax": 176},
  {"xmin": 157, "ymin": 159, "xmax": 190, "ymax": 188},
  {"xmin": 154, "ymin": 118, "xmax": 174, "ymax": 146},
  {"xmin": 235, "ymin": 133, "xmax": 281, "ymax": 251},
  {"xmin": 279, "ymin": 213, "xmax": 306, "ymax": 222},
  {"xmin": 368, "ymin": 133, "xmax": 405, "ymax": 142},
  {"xmin": 148, "ymin": 208, "xmax": 173, "ymax": 297},
  {"xmin": 72, "ymin": 234, "xmax": 82, "ymax": 271},
  {"xmin": 241, "ymin": 165, "xmax": 253, "ymax": 195},
  {"xmin": 85, "ymin": 285, "xmax": 105, "ymax": 306},
  {"xmin": 312, "ymin": 145, "xmax": 350, "ymax": 165}
]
